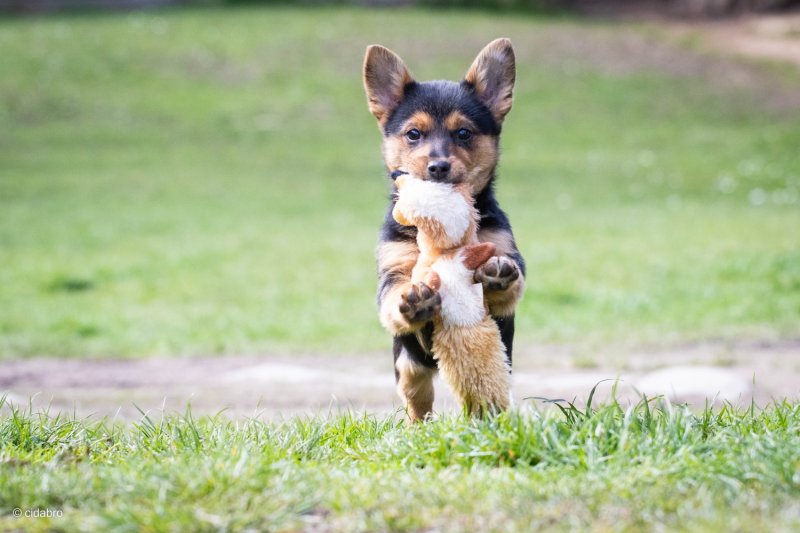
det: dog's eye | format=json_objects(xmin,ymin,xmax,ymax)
[
  {"xmin": 456, "ymin": 128, "xmax": 472, "ymax": 141},
  {"xmin": 405, "ymin": 129, "xmax": 421, "ymax": 142}
]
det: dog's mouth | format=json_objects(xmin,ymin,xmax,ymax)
[
  {"xmin": 434, "ymin": 174, "xmax": 465, "ymax": 185},
  {"xmin": 390, "ymin": 169, "xmax": 408, "ymax": 181},
  {"xmin": 389, "ymin": 169, "xmax": 465, "ymax": 185}
]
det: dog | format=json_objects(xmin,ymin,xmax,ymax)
[{"xmin": 362, "ymin": 38, "xmax": 526, "ymax": 422}]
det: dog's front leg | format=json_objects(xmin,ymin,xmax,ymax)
[
  {"xmin": 376, "ymin": 240, "xmax": 441, "ymax": 335},
  {"xmin": 379, "ymin": 280, "xmax": 441, "ymax": 334},
  {"xmin": 477, "ymin": 256, "xmax": 524, "ymax": 317},
  {"xmin": 377, "ymin": 240, "xmax": 440, "ymax": 422},
  {"xmin": 476, "ymin": 229, "xmax": 525, "ymax": 318},
  {"xmin": 475, "ymin": 228, "xmax": 525, "ymax": 367}
]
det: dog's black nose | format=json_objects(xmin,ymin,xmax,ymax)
[{"xmin": 427, "ymin": 160, "xmax": 451, "ymax": 181}]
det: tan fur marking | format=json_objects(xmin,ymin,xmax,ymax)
[
  {"xmin": 404, "ymin": 111, "xmax": 434, "ymax": 134},
  {"xmin": 444, "ymin": 111, "xmax": 476, "ymax": 132},
  {"xmin": 383, "ymin": 124, "xmax": 497, "ymax": 191},
  {"xmin": 477, "ymin": 229, "xmax": 525, "ymax": 318},
  {"xmin": 477, "ymin": 228, "xmax": 517, "ymax": 258},
  {"xmin": 382, "ymin": 136, "xmax": 406, "ymax": 172},
  {"xmin": 376, "ymin": 241, "xmax": 420, "ymax": 335},
  {"xmin": 485, "ymin": 275, "xmax": 525, "ymax": 318},
  {"xmin": 396, "ymin": 352, "xmax": 436, "ymax": 424},
  {"xmin": 377, "ymin": 240, "xmax": 418, "ymax": 278},
  {"xmin": 382, "ymin": 136, "xmax": 429, "ymax": 178},
  {"xmin": 380, "ymin": 282, "xmax": 420, "ymax": 334},
  {"xmin": 383, "ymin": 123, "xmax": 497, "ymax": 193},
  {"xmin": 457, "ymin": 134, "xmax": 498, "ymax": 195}
]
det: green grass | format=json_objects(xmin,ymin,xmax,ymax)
[
  {"xmin": 1, "ymin": 7, "xmax": 799, "ymax": 357},
  {"xmin": 1, "ymin": 394, "xmax": 799, "ymax": 531}
]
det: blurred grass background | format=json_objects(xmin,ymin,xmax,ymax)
[{"xmin": 1, "ymin": 6, "xmax": 799, "ymax": 358}]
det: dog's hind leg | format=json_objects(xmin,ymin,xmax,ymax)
[
  {"xmin": 494, "ymin": 314, "xmax": 515, "ymax": 367},
  {"xmin": 394, "ymin": 337, "xmax": 436, "ymax": 423}
]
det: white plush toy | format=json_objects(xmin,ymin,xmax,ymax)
[{"xmin": 393, "ymin": 173, "xmax": 510, "ymax": 417}]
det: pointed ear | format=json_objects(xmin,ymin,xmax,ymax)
[
  {"xmin": 463, "ymin": 38, "xmax": 515, "ymax": 125},
  {"xmin": 363, "ymin": 45, "xmax": 414, "ymax": 125},
  {"xmin": 462, "ymin": 242, "xmax": 497, "ymax": 271}
]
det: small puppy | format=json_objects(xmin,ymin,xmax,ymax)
[{"xmin": 363, "ymin": 39, "xmax": 526, "ymax": 422}]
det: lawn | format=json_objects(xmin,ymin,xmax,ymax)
[
  {"xmin": 1, "ymin": 6, "xmax": 798, "ymax": 358},
  {"xmin": 1, "ymin": 395, "xmax": 799, "ymax": 531}
]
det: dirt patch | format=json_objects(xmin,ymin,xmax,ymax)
[{"xmin": 2, "ymin": 340, "xmax": 797, "ymax": 420}]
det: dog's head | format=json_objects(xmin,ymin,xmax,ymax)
[{"xmin": 363, "ymin": 39, "xmax": 515, "ymax": 196}]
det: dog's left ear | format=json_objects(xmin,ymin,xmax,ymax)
[{"xmin": 463, "ymin": 38, "xmax": 516, "ymax": 125}]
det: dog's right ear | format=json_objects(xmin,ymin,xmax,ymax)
[{"xmin": 363, "ymin": 45, "xmax": 414, "ymax": 125}]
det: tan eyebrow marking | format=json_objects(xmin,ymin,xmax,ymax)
[
  {"xmin": 404, "ymin": 111, "xmax": 434, "ymax": 133},
  {"xmin": 444, "ymin": 111, "xmax": 477, "ymax": 132}
]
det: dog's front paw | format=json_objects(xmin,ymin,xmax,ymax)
[
  {"xmin": 475, "ymin": 256, "xmax": 520, "ymax": 292},
  {"xmin": 399, "ymin": 282, "xmax": 441, "ymax": 325}
]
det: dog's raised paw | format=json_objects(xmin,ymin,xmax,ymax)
[
  {"xmin": 399, "ymin": 282, "xmax": 441, "ymax": 324},
  {"xmin": 475, "ymin": 256, "xmax": 519, "ymax": 292}
]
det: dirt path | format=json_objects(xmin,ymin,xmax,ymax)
[{"xmin": 2, "ymin": 340, "xmax": 797, "ymax": 420}]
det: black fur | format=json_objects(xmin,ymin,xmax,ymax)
[
  {"xmin": 384, "ymin": 81, "xmax": 500, "ymax": 137},
  {"xmin": 393, "ymin": 323, "xmax": 437, "ymax": 374}
]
